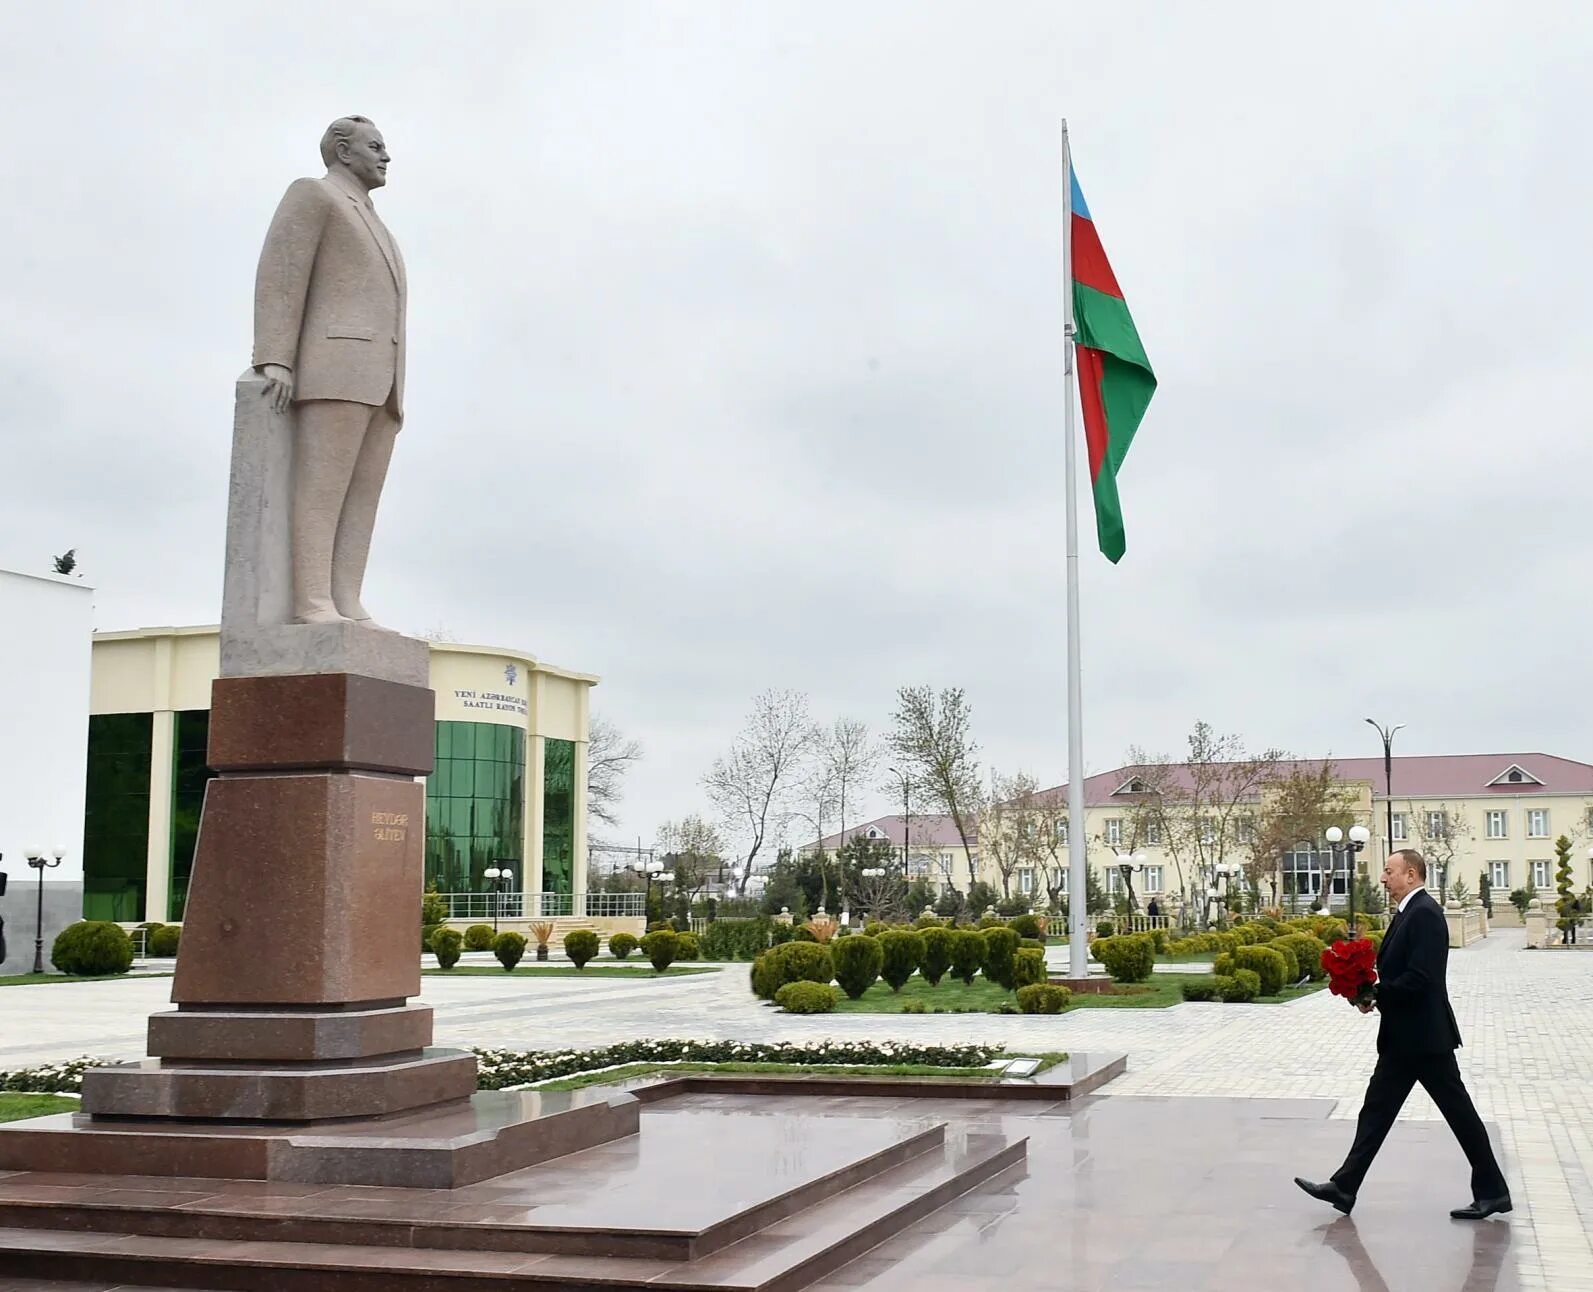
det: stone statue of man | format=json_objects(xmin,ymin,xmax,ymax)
[{"xmin": 251, "ymin": 116, "xmax": 405, "ymax": 626}]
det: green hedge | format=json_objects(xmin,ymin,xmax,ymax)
[
  {"xmin": 751, "ymin": 942, "xmax": 835, "ymax": 1001},
  {"xmin": 701, "ymin": 917, "xmax": 774, "ymax": 961},
  {"xmin": 1012, "ymin": 947, "xmax": 1047, "ymax": 990},
  {"xmin": 1016, "ymin": 983, "xmax": 1071, "ymax": 1014},
  {"xmin": 1232, "ymin": 945, "xmax": 1287, "ymax": 996},
  {"xmin": 775, "ymin": 982, "xmax": 841, "ymax": 1014},
  {"xmin": 148, "ymin": 924, "xmax": 181, "ymax": 958},
  {"xmin": 463, "ymin": 924, "xmax": 496, "ymax": 951},
  {"xmin": 51, "ymin": 922, "xmax": 133, "ymax": 976},
  {"xmin": 1095, "ymin": 934, "xmax": 1155, "ymax": 984},
  {"xmin": 674, "ymin": 931, "xmax": 701, "ymax": 961},
  {"xmin": 1217, "ymin": 967, "xmax": 1262, "ymax": 1002}
]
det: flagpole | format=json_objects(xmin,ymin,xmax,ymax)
[{"xmin": 1061, "ymin": 119, "xmax": 1090, "ymax": 981}]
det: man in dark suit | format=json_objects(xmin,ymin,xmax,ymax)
[{"xmin": 1296, "ymin": 848, "xmax": 1510, "ymax": 1220}]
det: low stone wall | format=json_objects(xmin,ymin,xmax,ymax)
[{"xmin": 1443, "ymin": 898, "xmax": 1487, "ymax": 948}]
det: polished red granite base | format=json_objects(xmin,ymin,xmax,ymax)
[{"xmin": 0, "ymin": 1088, "xmax": 1517, "ymax": 1292}]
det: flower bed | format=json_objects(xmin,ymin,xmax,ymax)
[
  {"xmin": 0, "ymin": 1058, "xmax": 101, "ymax": 1095},
  {"xmin": 473, "ymin": 1039, "xmax": 1002, "ymax": 1089}
]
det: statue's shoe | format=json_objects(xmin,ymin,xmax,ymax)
[
  {"xmin": 295, "ymin": 608, "xmax": 348, "ymax": 625},
  {"xmin": 347, "ymin": 615, "xmax": 400, "ymax": 634}
]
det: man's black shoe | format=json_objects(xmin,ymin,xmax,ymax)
[
  {"xmin": 1295, "ymin": 1177, "xmax": 1355, "ymax": 1215},
  {"xmin": 1450, "ymin": 1196, "xmax": 1512, "ymax": 1220}
]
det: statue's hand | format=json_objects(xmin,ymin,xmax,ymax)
[{"xmin": 257, "ymin": 363, "xmax": 294, "ymax": 414}]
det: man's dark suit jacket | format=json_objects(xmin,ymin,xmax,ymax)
[{"xmin": 1374, "ymin": 888, "xmax": 1462, "ymax": 1055}]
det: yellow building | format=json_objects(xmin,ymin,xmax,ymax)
[
  {"xmin": 964, "ymin": 753, "xmax": 1593, "ymax": 914},
  {"xmin": 84, "ymin": 626, "xmax": 600, "ymax": 924}
]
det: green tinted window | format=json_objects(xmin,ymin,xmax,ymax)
[
  {"xmin": 542, "ymin": 737, "xmax": 575, "ymax": 899},
  {"xmin": 425, "ymin": 721, "xmax": 524, "ymax": 893},
  {"xmin": 83, "ymin": 712, "xmax": 153, "ymax": 921},
  {"xmin": 168, "ymin": 709, "xmax": 215, "ymax": 921}
]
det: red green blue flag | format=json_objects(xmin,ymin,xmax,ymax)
[{"xmin": 1071, "ymin": 164, "xmax": 1155, "ymax": 563}]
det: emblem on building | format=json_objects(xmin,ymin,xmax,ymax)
[{"xmin": 504, "ymin": 664, "xmax": 518, "ymax": 686}]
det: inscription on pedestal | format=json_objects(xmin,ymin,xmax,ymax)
[{"xmin": 372, "ymin": 810, "xmax": 409, "ymax": 843}]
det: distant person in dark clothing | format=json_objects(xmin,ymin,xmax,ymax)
[{"xmin": 1146, "ymin": 897, "xmax": 1160, "ymax": 920}]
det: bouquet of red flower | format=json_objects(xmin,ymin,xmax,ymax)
[{"xmin": 1321, "ymin": 937, "xmax": 1377, "ymax": 1007}]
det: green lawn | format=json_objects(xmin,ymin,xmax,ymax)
[
  {"xmin": 0, "ymin": 1093, "xmax": 79, "ymax": 1123},
  {"xmin": 0, "ymin": 972, "xmax": 172, "ymax": 987},
  {"xmin": 422, "ymin": 964, "xmax": 716, "ymax": 978},
  {"xmin": 530, "ymin": 1056, "xmax": 1067, "ymax": 1092},
  {"xmin": 823, "ymin": 973, "xmax": 1325, "ymax": 1013}
]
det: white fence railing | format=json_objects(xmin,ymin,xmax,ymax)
[{"xmin": 438, "ymin": 891, "xmax": 645, "ymax": 921}]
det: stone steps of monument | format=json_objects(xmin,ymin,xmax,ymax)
[{"xmin": 0, "ymin": 1131, "xmax": 1026, "ymax": 1290}]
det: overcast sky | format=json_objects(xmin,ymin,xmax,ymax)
[{"xmin": 2, "ymin": 2, "xmax": 1589, "ymax": 855}]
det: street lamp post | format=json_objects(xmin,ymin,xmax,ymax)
[
  {"xmin": 1365, "ymin": 718, "xmax": 1404, "ymax": 860},
  {"xmin": 886, "ymin": 767, "xmax": 912, "ymax": 876},
  {"xmin": 1325, "ymin": 825, "xmax": 1371, "ymax": 933},
  {"xmin": 482, "ymin": 865, "xmax": 513, "ymax": 934},
  {"xmin": 26, "ymin": 847, "xmax": 66, "ymax": 975},
  {"xmin": 860, "ymin": 866, "xmax": 886, "ymax": 922},
  {"xmin": 631, "ymin": 860, "xmax": 677, "ymax": 924},
  {"xmin": 1113, "ymin": 851, "xmax": 1148, "ymax": 922}
]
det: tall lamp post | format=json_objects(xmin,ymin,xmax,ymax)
[
  {"xmin": 26, "ymin": 847, "xmax": 66, "ymax": 975},
  {"xmin": 886, "ymin": 767, "xmax": 912, "ymax": 876},
  {"xmin": 1365, "ymin": 718, "xmax": 1404, "ymax": 860},
  {"xmin": 1325, "ymin": 825, "xmax": 1371, "ymax": 932},
  {"xmin": 482, "ymin": 865, "xmax": 513, "ymax": 934},
  {"xmin": 1113, "ymin": 851, "xmax": 1148, "ymax": 922},
  {"xmin": 631, "ymin": 859, "xmax": 676, "ymax": 924}
]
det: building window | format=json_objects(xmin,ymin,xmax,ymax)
[
  {"xmin": 1056, "ymin": 870, "xmax": 1069, "ymax": 894},
  {"xmin": 1527, "ymin": 809, "xmax": 1549, "ymax": 838},
  {"xmin": 1144, "ymin": 865, "xmax": 1164, "ymax": 893},
  {"xmin": 1488, "ymin": 861, "xmax": 1509, "ymax": 890},
  {"xmin": 1391, "ymin": 813, "xmax": 1407, "ymax": 841},
  {"xmin": 1531, "ymin": 860, "xmax": 1551, "ymax": 889},
  {"xmin": 1018, "ymin": 868, "xmax": 1034, "ymax": 895},
  {"xmin": 168, "ymin": 709, "xmax": 217, "ymax": 922},
  {"xmin": 1199, "ymin": 817, "xmax": 1217, "ymax": 845},
  {"xmin": 425, "ymin": 721, "xmax": 526, "ymax": 898},
  {"xmin": 1235, "ymin": 817, "xmax": 1254, "ymax": 844},
  {"xmin": 542, "ymin": 737, "xmax": 576, "ymax": 903},
  {"xmin": 1430, "ymin": 865, "xmax": 1447, "ymax": 894},
  {"xmin": 1105, "ymin": 819, "xmax": 1122, "ymax": 846},
  {"xmin": 82, "ymin": 712, "xmax": 153, "ymax": 922},
  {"xmin": 1426, "ymin": 811, "xmax": 1447, "ymax": 839},
  {"xmin": 1057, "ymin": 818, "xmax": 1069, "ymax": 844},
  {"xmin": 1145, "ymin": 818, "xmax": 1162, "ymax": 845},
  {"xmin": 1486, "ymin": 810, "xmax": 1507, "ymax": 840}
]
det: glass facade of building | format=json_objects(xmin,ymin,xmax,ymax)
[
  {"xmin": 82, "ymin": 712, "xmax": 153, "ymax": 921},
  {"xmin": 168, "ymin": 709, "xmax": 215, "ymax": 921},
  {"xmin": 542, "ymin": 737, "xmax": 575, "ymax": 903},
  {"xmin": 425, "ymin": 721, "xmax": 525, "ymax": 894}
]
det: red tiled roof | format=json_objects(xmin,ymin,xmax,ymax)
[
  {"xmin": 1042, "ymin": 753, "xmax": 1593, "ymax": 807},
  {"xmin": 808, "ymin": 814, "xmax": 970, "ymax": 851}
]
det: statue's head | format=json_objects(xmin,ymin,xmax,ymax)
[{"xmin": 320, "ymin": 116, "xmax": 389, "ymax": 191}]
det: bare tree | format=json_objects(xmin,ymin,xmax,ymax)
[
  {"xmin": 586, "ymin": 715, "xmax": 642, "ymax": 831},
  {"xmin": 1250, "ymin": 760, "xmax": 1359, "ymax": 906},
  {"xmin": 51, "ymin": 548, "xmax": 79, "ymax": 576},
  {"xmin": 656, "ymin": 814, "xmax": 725, "ymax": 907},
  {"xmin": 889, "ymin": 686, "xmax": 984, "ymax": 888},
  {"xmin": 1405, "ymin": 800, "xmax": 1475, "ymax": 898},
  {"xmin": 982, "ymin": 769, "xmax": 1047, "ymax": 899},
  {"xmin": 821, "ymin": 719, "xmax": 879, "ymax": 855},
  {"xmin": 704, "ymin": 689, "xmax": 818, "ymax": 894}
]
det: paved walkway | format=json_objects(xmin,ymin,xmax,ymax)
[{"xmin": 1, "ymin": 931, "xmax": 1588, "ymax": 1288}]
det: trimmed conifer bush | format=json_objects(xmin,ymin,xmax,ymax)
[
  {"xmin": 148, "ymin": 924, "xmax": 181, "ymax": 958},
  {"xmin": 674, "ymin": 931, "xmax": 701, "ymax": 961},
  {"xmin": 1095, "ymin": 933, "xmax": 1155, "ymax": 984},
  {"xmin": 493, "ymin": 931, "xmax": 527, "ymax": 971},
  {"xmin": 608, "ymin": 932, "xmax": 639, "ymax": 960},
  {"xmin": 1012, "ymin": 946, "xmax": 1047, "ymax": 990},
  {"xmin": 641, "ymin": 929, "xmax": 679, "ymax": 973},
  {"xmin": 463, "ymin": 924, "xmax": 496, "ymax": 951},
  {"xmin": 878, "ymin": 929, "xmax": 925, "ymax": 992},
  {"xmin": 430, "ymin": 926, "xmax": 463, "ymax": 969},
  {"xmin": 750, "ymin": 942, "xmax": 834, "ymax": 1000},
  {"xmin": 1233, "ymin": 945, "xmax": 1287, "ymax": 996},
  {"xmin": 832, "ymin": 933, "xmax": 884, "ymax": 999},
  {"xmin": 919, "ymin": 926, "xmax": 955, "ymax": 986},
  {"xmin": 950, "ymin": 929, "xmax": 986, "ymax": 985},
  {"xmin": 981, "ymin": 926, "xmax": 1020, "ymax": 989},
  {"xmin": 1216, "ymin": 967, "xmax": 1261, "ymax": 1002},
  {"xmin": 563, "ymin": 929, "xmax": 600, "ymax": 969}
]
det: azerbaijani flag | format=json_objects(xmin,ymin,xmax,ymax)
[{"xmin": 1070, "ymin": 164, "xmax": 1156, "ymax": 563}]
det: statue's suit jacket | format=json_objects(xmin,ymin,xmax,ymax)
[{"xmin": 252, "ymin": 175, "xmax": 406, "ymax": 414}]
